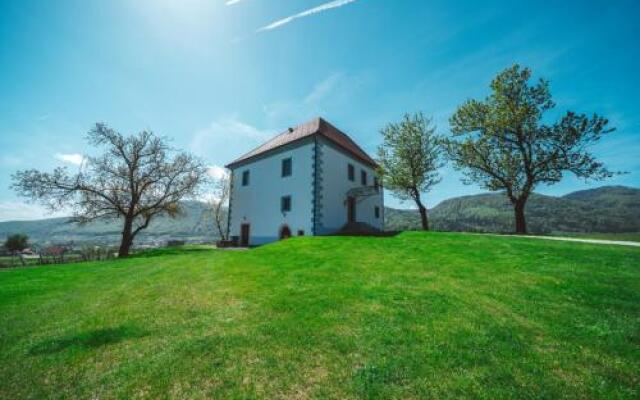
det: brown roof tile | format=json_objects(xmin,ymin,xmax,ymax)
[{"xmin": 225, "ymin": 117, "xmax": 377, "ymax": 169}]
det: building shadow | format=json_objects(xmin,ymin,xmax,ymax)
[
  {"xmin": 130, "ymin": 246, "xmax": 215, "ymax": 259},
  {"xmin": 29, "ymin": 325, "xmax": 148, "ymax": 355}
]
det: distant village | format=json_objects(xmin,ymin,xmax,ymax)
[{"xmin": 0, "ymin": 236, "xmax": 209, "ymax": 268}]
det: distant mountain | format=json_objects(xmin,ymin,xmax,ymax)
[
  {"xmin": 385, "ymin": 186, "xmax": 640, "ymax": 234},
  {"xmin": 0, "ymin": 201, "xmax": 219, "ymax": 246},
  {"xmin": 1, "ymin": 186, "xmax": 638, "ymax": 245}
]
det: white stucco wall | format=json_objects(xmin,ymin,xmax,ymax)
[
  {"xmin": 228, "ymin": 140, "xmax": 314, "ymax": 245},
  {"xmin": 317, "ymin": 138, "xmax": 384, "ymax": 234}
]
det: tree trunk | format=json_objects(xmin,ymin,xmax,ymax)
[
  {"xmin": 214, "ymin": 203, "xmax": 227, "ymax": 241},
  {"xmin": 514, "ymin": 200, "xmax": 527, "ymax": 234},
  {"xmin": 418, "ymin": 205, "xmax": 429, "ymax": 231},
  {"xmin": 414, "ymin": 196, "xmax": 429, "ymax": 231},
  {"xmin": 118, "ymin": 217, "xmax": 134, "ymax": 257}
]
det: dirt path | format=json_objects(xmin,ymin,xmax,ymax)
[{"xmin": 508, "ymin": 235, "xmax": 640, "ymax": 247}]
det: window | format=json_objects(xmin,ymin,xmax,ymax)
[
  {"xmin": 361, "ymin": 170, "xmax": 368, "ymax": 186},
  {"xmin": 297, "ymin": 229, "xmax": 305, "ymax": 236},
  {"xmin": 281, "ymin": 195, "xmax": 291, "ymax": 212},
  {"xmin": 348, "ymin": 163, "xmax": 355, "ymax": 181},
  {"xmin": 374, "ymin": 177, "xmax": 380, "ymax": 192},
  {"xmin": 375, "ymin": 206, "xmax": 380, "ymax": 219},
  {"xmin": 281, "ymin": 158, "xmax": 292, "ymax": 177},
  {"xmin": 242, "ymin": 170, "xmax": 250, "ymax": 186}
]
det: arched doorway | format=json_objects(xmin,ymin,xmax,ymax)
[{"xmin": 279, "ymin": 225, "xmax": 292, "ymax": 240}]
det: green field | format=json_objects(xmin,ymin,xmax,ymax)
[{"xmin": 1, "ymin": 233, "xmax": 638, "ymax": 399}]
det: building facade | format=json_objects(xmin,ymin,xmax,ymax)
[{"xmin": 225, "ymin": 117, "xmax": 383, "ymax": 246}]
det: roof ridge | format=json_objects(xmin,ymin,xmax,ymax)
[
  {"xmin": 317, "ymin": 118, "xmax": 374, "ymax": 163},
  {"xmin": 229, "ymin": 130, "xmax": 288, "ymax": 164},
  {"xmin": 225, "ymin": 117, "xmax": 377, "ymax": 168}
]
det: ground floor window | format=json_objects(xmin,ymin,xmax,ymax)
[
  {"xmin": 281, "ymin": 195, "xmax": 291, "ymax": 212},
  {"xmin": 374, "ymin": 206, "xmax": 380, "ymax": 219}
]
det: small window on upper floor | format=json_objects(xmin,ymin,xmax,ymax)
[
  {"xmin": 348, "ymin": 163, "xmax": 355, "ymax": 181},
  {"xmin": 281, "ymin": 158, "xmax": 292, "ymax": 177},
  {"xmin": 281, "ymin": 195, "xmax": 292, "ymax": 213},
  {"xmin": 374, "ymin": 177, "xmax": 380, "ymax": 192},
  {"xmin": 242, "ymin": 170, "xmax": 250, "ymax": 186},
  {"xmin": 375, "ymin": 206, "xmax": 380, "ymax": 219},
  {"xmin": 361, "ymin": 170, "xmax": 368, "ymax": 186}
]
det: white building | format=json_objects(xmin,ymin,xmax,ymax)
[{"xmin": 225, "ymin": 117, "xmax": 384, "ymax": 246}]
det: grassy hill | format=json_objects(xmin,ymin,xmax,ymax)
[
  {"xmin": 1, "ymin": 233, "xmax": 638, "ymax": 399},
  {"xmin": 385, "ymin": 185, "xmax": 640, "ymax": 234}
]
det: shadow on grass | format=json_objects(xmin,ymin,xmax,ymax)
[
  {"xmin": 29, "ymin": 325, "xmax": 148, "ymax": 355},
  {"xmin": 330, "ymin": 231, "xmax": 402, "ymax": 237},
  {"xmin": 130, "ymin": 246, "xmax": 216, "ymax": 259}
]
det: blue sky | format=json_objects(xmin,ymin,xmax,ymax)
[{"xmin": 1, "ymin": 0, "xmax": 639, "ymax": 221}]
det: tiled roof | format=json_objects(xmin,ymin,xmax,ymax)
[{"xmin": 225, "ymin": 117, "xmax": 378, "ymax": 169}]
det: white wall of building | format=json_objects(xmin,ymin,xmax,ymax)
[
  {"xmin": 228, "ymin": 140, "xmax": 314, "ymax": 245},
  {"xmin": 317, "ymin": 138, "xmax": 384, "ymax": 234}
]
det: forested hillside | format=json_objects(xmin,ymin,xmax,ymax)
[{"xmin": 385, "ymin": 186, "xmax": 640, "ymax": 234}]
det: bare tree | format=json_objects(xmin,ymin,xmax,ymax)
[
  {"xmin": 377, "ymin": 112, "xmax": 445, "ymax": 230},
  {"xmin": 208, "ymin": 171, "xmax": 230, "ymax": 241},
  {"xmin": 12, "ymin": 123, "xmax": 207, "ymax": 257}
]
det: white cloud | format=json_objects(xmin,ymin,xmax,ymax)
[
  {"xmin": 304, "ymin": 72, "xmax": 344, "ymax": 104},
  {"xmin": 225, "ymin": 0, "xmax": 244, "ymax": 5},
  {"xmin": 258, "ymin": 0, "xmax": 358, "ymax": 32},
  {"xmin": 55, "ymin": 153, "xmax": 86, "ymax": 166},
  {"xmin": 207, "ymin": 165, "xmax": 229, "ymax": 180},
  {"xmin": 192, "ymin": 72, "xmax": 367, "ymax": 169},
  {"xmin": 200, "ymin": 166, "xmax": 230, "ymax": 204},
  {"xmin": 0, "ymin": 201, "xmax": 69, "ymax": 222},
  {"xmin": 0, "ymin": 155, "xmax": 23, "ymax": 167},
  {"xmin": 194, "ymin": 117, "xmax": 271, "ymax": 143},
  {"xmin": 263, "ymin": 71, "xmax": 367, "ymax": 126},
  {"xmin": 190, "ymin": 116, "xmax": 274, "ymax": 166}
]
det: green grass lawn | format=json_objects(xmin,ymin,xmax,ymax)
[{"xmin": 1, "ymin": 232, "xmax": 638, "ymax": 399}]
